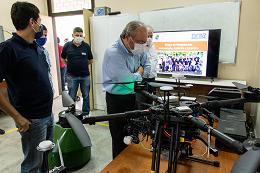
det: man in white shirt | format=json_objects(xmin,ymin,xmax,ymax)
[{"xmin": 137, "ymin": 25, "xmax": 158, "ymax": 110}]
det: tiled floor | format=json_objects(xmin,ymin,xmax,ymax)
[{"xmin": 0, "ymin": 95, "xmax": 112, "ymax": 173}]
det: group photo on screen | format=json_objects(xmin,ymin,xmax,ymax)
[{"xmin": 157, "ymin": 51, "xmax": 204, "ymax": 76}]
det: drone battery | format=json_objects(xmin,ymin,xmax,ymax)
[
  {"xmin": 220, "ymin": 108, "xmax": 246, "ymax": 122},
  {"xmin": 208, "ymin": 87, "xmax": 241, "ymax": 99},
  {"xmin": 176, "ymin": 106, "xmax": 191, "ymax": 112},
  {"xmin": 180, "ymin": 96, "xmax": 196, "ymax": 101},
  {"xmin": 215, "ymin": 120, "xmax": 247, "ymax": 148},
  {"xmin": 158, "ymin": 96, "xmax": 178, "ymax": 106}
]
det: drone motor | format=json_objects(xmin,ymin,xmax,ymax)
[{"xmin": 58, "ymin": 110, "xmax": 83, "ymax": 128}]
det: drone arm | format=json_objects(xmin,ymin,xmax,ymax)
[
  {"xmin": 82, "ymin": 110, "xmax": 150, "ymax": 125},
  {"xmin": 187, "ymin": 116, "xmax": 245, "ymax": 155},
  {"xmin": 201, "ymin": 98, "xmax": 247, "ymax": 109},
  {"xmin": 141, "ymin": 90, "xmax": 163, "ymax": 104}
]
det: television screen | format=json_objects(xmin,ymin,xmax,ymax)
[{"xmin": 153, "ymin": 29, "xmax": 221, "ymax": 78}]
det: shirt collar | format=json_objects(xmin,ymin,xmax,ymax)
[
  {"xmin": 118, "ymin": 37, "xmax": 131, "ymax": 55},
  {"xmin": 12, "ymin": 32, "xmax": 35, "ymax": 46},
  {"xmin": 72, "ymin": 39, "xmax": 85, "ymax": 48}
]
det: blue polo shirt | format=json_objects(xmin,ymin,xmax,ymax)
[
  {"xmin": 61, "ymin": 40, "xmax": 93, "ymax": 77},
  {"xmin": 0, "ymin": 33, "xmax": 53, "ymax": 119}
]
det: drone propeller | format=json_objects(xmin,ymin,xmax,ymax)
[
  {"xmin": 96, "ymin": 81, "xmax": 189, "ymax": 88},
  {"xmin": 230, "ymin": 145, "xmax": 260, "ymax": 173},
  {"xmin": 232, "ymin": 82, "xmax": 249, "ymax": 90},
  {"xmin": 147, "ymin": 82, "xmax": 189, "ymax": 88},
  {"xmin": 198, "ymin": 94, "xmax": 228, "ymax": 100},
  {"xmin": 62, "ymin": 91, "xmax": 74, "ymax": 107},
  {"xmin": 98, "ymin": 82, "xmax": 134, "ymax": 85},
  {"xmin": 61, "ymin": 91, "xmax": 92, "ymax": 147},
  {"xmin": 65, "ymin": 112, "xmax": 92, "ymax": 147}
]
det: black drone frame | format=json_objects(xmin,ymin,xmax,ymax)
[{"xmin": 62, "ymin": 82, "xmax": 260, "ymax": 173}]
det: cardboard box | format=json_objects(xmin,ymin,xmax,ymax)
[{"xmin": 94, "ymin": 7, "xmax": 111, "ymax": 16}]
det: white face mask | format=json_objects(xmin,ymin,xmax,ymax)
[
  {"xmin": 129, "ymin": 37, "xmax": 145, "ymax": 55},
  {"xmin": 74, "ymin": 36, "xmax": 83, "ymax": 44},
  {"xmin": 146, "ymin": 38, "xmax": 153, "ymax": 46}
]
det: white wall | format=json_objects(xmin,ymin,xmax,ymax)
[
  {"xmin": 0, "ymin": 1, "xmax": 60, "ymax": 98},
  {"xmin": 95, "ymin": 0, "xmax": 260, "ymax": 137},
  {"xmin": 0, "ymin": 0, "xmax": 48, "ymax": 40},
  {"xmin": 55, "ymin": 15, "xmax": 84, "ymax": 46}
]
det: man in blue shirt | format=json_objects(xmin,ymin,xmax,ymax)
[
  {"xmin": 61, "ymin": 27, "xmax": 93, "ymax": 117},
  {"xmin": 0, "ymin": 2, "xmax": 54, "ymax": 173},
  {"xmin": 35, "ymin": 24, "xmax": 54, "ymax": 93},
  {"xmin": 102, "ymin": 21, "xmax": 151, "ymax": 159}
]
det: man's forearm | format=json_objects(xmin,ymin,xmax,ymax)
[
  {"xmin": 88, "ymin": 59, "xmax": 93, "ymax": 65},
  {"xmin": 0, "ymin": 90, "xmax": 21, "ymax": 119},
  {"xmin": 61, "ymin": 58, "xmax": 67, "ymax": 66},
  {"xmin": 0, "ymin": 89, "xmax": 32, "ymax": 132},
  {"xmin": 136, "ymin": 65, "xmax": 144, "ymax": 76}
]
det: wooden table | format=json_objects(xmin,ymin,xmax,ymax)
[{"xmin": 100, "ymin": 120, "xmax": 241, "ymax": 173}]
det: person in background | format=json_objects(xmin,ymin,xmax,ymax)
[
  {"xmin": 64, "ymin": 38, "xmax": 69, "ymax": 44},
  {"xmin": 63, "ymin": 38, "xmax": 69, "ymax": 83},
  {"xmin": 35, "ymin": 24, "xmax": 54, "ymax": 93},
  {"xmin": 136, "ymin": 25, "xmax": 157, "ymax": 110},
  {"xmin": 168, "ymin": 56, "xmax": 173, "ymax": 72},
  {"xmin": 0, "ymin": 2, "xmax": 54, "ymax": 172},
  {"xmin": 61, "ymin": 27, "xmax": 93, "ymax": 118},
  {"xmin": 102, "ymin": 21, "xmax": 151, "ymax": 159},
  {"xmin": 162, "ymin": 56, "xmax": 165, "ymax": 72},
  {"xmin": 57, "ymin": 37, "xmax": 66, "ymax": 91}
]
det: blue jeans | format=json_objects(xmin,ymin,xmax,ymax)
[
  {"xmin": 60, "ymin": 66, "xmax": 66, "ymax": 91},
  {"xmin": 67, "ymin": 75, "xmax": 91, "ymax": 115},
  {"xmin": 17, "ymin": 113, "xmax": 54, "ymax": 173}
]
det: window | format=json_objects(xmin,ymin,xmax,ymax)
[{"xmin": 52, "ymin": 0, "xmax": 92, "ymax": 13}]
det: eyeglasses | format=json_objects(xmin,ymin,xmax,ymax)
[{"xmin": 130, "ymin": 37, "xmax": 146, "ymax": 44}]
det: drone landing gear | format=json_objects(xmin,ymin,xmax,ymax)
[
  {"xmin": 151, "ymin": 120, "xmax": 162, "ymax": 173},
  {"xmin": 179, "ymin": 144, "xmax": 220, "ymax": 167},
  {"xmin": 180, "ymin": 155, "xmax": 220, "ymax": 167},
  {"xmin": 150, "ymin": 121, "xmax": 220, "ymax": 173},
  {"xmin": 151, "ymin": 122, "xmax": 181, "ymax": 173}
]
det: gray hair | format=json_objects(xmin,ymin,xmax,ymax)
[{"xmin": 120, "ymin": 21, "xmax": 147, "ymax": 39}]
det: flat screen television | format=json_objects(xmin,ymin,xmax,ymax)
[{"xmin": 153, "ymin": 29, "xmax": 221, "ymax": 78}]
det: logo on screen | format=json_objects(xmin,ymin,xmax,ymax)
[
  {"xmin": 155, "ymin": 35, "xmax": 159, "ymax": 40},
  {"xmin": 191, "ymin": 33, "xmax": 206, "ymax": 39}
]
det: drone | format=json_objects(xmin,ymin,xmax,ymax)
[{"xmin": 52, "ymin": 81, "xmax": 260, "ymax": 173}]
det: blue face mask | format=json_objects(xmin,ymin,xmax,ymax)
[
  {"xmin": 32, "ymin": 21, "xmax": 43, "ymax": 39},
  {"xmin": 36, "ymin": 37, "xmax": 47, "ymax": 46}
]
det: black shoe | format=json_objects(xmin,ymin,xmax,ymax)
[{"xmin": 0, "ymin": 129, "xmax": 5, "ymax": 135}]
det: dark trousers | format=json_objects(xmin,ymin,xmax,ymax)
[
  {"xmin": 136, "ymin": 78, "xmax": 156, "ymax": 110},
  {"xmin": 106, "ymin": 92, "xmax": 136, "ymax": 159},
  {"xmin": 60, "ymin": 66, "xmax": 66, "ymax": 91}
]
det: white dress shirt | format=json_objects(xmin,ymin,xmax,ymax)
[{"xmin": 144, "ymin": 43, "xmax": 157, "ymax": 78}]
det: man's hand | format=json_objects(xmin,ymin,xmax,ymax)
[
  {"xmin": 61, "ymin": 58, "xmax": 67, "ymax": 66},
  {"xmin": 88, "ymin": 59, "xmax": 93, "ymax": 65},
  {"xmin": 136, "ymin": 65, "xmax": 144, "ymax": 76},
  {"xmin": 0, "ymin": 90, "xmax": 31, "ymax": 132},
  {"xmin": 14, "ymin": 116, "xmax": 31, "ymax": 132}
]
